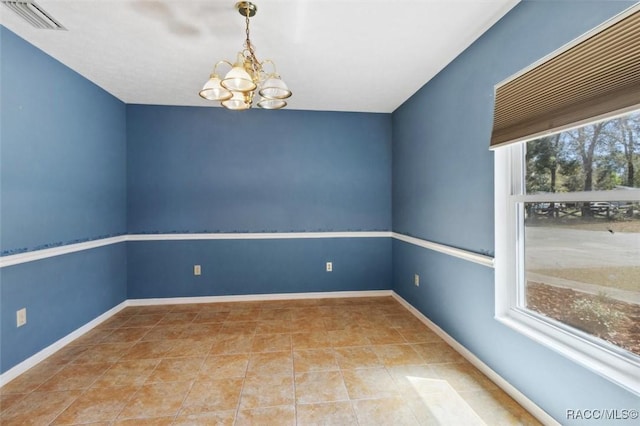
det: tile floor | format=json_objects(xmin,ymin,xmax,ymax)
[{"xmin": 0, "ymin": 296, "xmax": 542, "ymax": 425}]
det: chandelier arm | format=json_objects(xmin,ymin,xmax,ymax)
[{"xmin": 213, "ymin": 60, "xmax": 233, "ymax": 75}]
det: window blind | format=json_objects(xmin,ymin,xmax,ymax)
[{"xmin": 490, "ymin": 5, "xmax": 640, "ymax": 149}]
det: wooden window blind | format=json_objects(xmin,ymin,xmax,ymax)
[{"xmin": 490, "ymin": 5, "xmax": 640, "ymax": 149}]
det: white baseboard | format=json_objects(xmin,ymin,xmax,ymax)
[
  {"xmin": 391, "ymin": 291, "xmax": 559, "ymax": 426},
  {"xmin": 0, "ymin": 301, "xmax": 128, "ymax": 386},
  {"xmin": 127, "ymin": 290, "xmax": 393, "ymax": 306}
]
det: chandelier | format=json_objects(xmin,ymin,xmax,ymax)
[{"xmin": 198, "ymin": 1, "xmax": 292, "ymax": 110}]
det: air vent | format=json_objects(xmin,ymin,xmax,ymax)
[{"xmin": 1, "ymin": 1, "xmax": 65, "ymax": 30}]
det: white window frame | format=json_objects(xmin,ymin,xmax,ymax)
[{"xmin": 494, "ymin": 133, "xmax": 640, "ymax": 396}]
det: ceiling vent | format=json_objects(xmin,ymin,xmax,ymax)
[{"xmin": 1, "ymin": 0, "xmax": 65, "ymax": 30}]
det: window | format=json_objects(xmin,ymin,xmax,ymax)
[{"xmin": 495, "ymin": 110, "xmax": 640, "ymax": 394}]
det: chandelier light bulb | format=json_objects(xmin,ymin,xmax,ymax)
[
  {"xmin": 198, "ymin": 2, "xmax": 291, "ymax": 110},
  {"xmin": 199, "ymin": 74, "xmax": 233, "ymax": 101}
]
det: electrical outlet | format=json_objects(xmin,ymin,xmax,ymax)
[
  {"xmin": 16, "ymin": 308, "xmax": 27, "ymax": 327},
  {"xmin": 414, "ymin": 274, "xmax": 420, "ymax": 287},
  {"xmin": 326, "ymin": 262, "xmax": 333, "ymax": 272},
  {"xmin": 194, "ymin": 265, "xmax": 201, "ymax": 276}
]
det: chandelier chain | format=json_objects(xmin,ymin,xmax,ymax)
[{"xmin": 244, "ymin": 8, "xmax": 262, "ymax": 78}]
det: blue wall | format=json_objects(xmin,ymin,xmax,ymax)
[
  {"xmin": 391, "ymin": 0, "xmax": 638, "ymax": 422},
  {"xmin": 127, "ymin": 238, "xmax": 390, "ymax": 299},
  {"xmin": 127, "ymin": 106, "xmax": 391, "ymax": 234},
  {"xmin": 0, "ymin": 28, "xmax": 128, "ymax": 373},
  {"xmin": 126, "ymin": 105, "xmax": 392, "ymax": 299}
]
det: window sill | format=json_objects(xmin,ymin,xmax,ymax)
[{"xmin": 496, "ymin": 307, "xmax": 640, "ymax": 396}]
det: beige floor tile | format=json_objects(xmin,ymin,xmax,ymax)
[
  {"xmin": 141, "ymin": 324, "xmax": 189, "ymax": 341},
  {"xmin": 386, "ymin": 364, "xmax": 445, "ymax": 396},
  {"xmin": 461, "ymin": 389, "xmax": 542, "ymax": 425},
  {"xmin": 291, "ymin": 331, "xmax": 333, "ymax": 349},
  {"xmin": 52, "ymin": 385, "xmax": 138, "ymax": 424},
  {"xmin": 365, "ymin": 327, "xmax": 408, "ymax": 345},
  {"xmin": 220, "ymin": 321, "xmax": 258, "ymax": 334},
  {"xmin": 145, "ymin": 357, "xmax": 205, "ymax": 383},
  {"xmin": 123, "ymin": 314, "xmax": 165, "ymax": 327},
  {"xmin": 293, "ymin": 348, "xmax": 339, "ymax": 373},
  {"xmin": 236, "ymin": 405, "xmax": 296, "ymax": 426},
  {"xmin": 2, "ymin": 298, "xmax": 541, "ymax": 425},
  {"xmin": 0, "ymin": 393, "xmax": 26, "ymax": 415},
  {"xmin": 257, "ymin": 308, "xmax": 293, "ymax": 321},
  {"xmin": 226, "ymin": 310, "xmax": 261, "ymax": 322},
  {"xmin": 352, "ymin": 397, "xmax": 420, "ymax": 426},
  {"xmin": 173, "ymin": 409, "xmax": 236, "ymax": 425},
  {"xmin": 327, "ymin": 329, "xmax": 371, "ymax": 347},
  {"xmin": 157, "ymin": 312, "xmax": 198, "ymax": 325},
  {"xmin": 246, "ymin": 351, "xmax": 293, "ymax": 377},
  {"xmin": 239, "ymin": 375, "xmax": 294, "ymax": 409},
  {"xmin": 38, "ymin": 362, "xmax": 112, "ymax": 391},
  {"xmin": 396, "ymin": 326, "xmax": 442, "ymax": 343},
  {"xmin": 169, "ymin": 304, "xmax": 203, "ymax": 313},
  {"xmin": 122, "ymin": 340, "xmax": 177, "ymax": 360},
  {"xmin": 1, "ymin": 373, "xmax": 51, "ymax": 395},
  {"xmin": 334, "ymin": 346, "xmax": 382, "ymax": 370},
  {"xmin": 92, "ymin": 359, "xmax": 160, "ymax": 387},
  {"xmin": 113, "ymin": 416, "xmax": 174, "ymax": 425},
  {"xmin": 117, "ymin": 381, "xmax": 192, "ymax": 419},
  {"xmin": 68, "ymin": 328, "xmax": 114, "ymax": 346},
  {"xmin": 373, "ymin": 344, "xmax": 425, "ymax": 366},
  {"xmin": 407, "ymin": 390, "xmax": 486, "ymax": 425},
  {"xmin": 100, "ymin": 326, "xmax": 151, "ymax": 343},
  {"xmin": 255, "ymin": 319, "xmax": 292, "ymax": 334},
  {"xmin": 296, "ymin": 401, "xmax": 357, "ymax": 425},
  {"xmin": 179, "ymin": 323, "xmax": 221, "ymax": 339},
  {"xmin": 251, "ymin": 333, "xmax": 292, "ymax": 352},
  {"xmin": 181, "ymin": 378, "xmax": 243, "ymax": 412},
  {"xmin": 291, "ymin": 318, "xmax": 326, "ymax": 331},
  {"xmin": 209, "ymin": 334, "xmax": 254, "ymax": 354},
  {"xmin": 342, "ymin": 367, "xmax": 399, "ymax": 400},
  {"xmin": 37, "ymin": 345, "xmax": 89, "ymax": 370},
  {"xmin": 192, "ymin": 311, "xmax": 229, "ymax": 324},
  {"xmin": 431, "ymin": 362, "xmax": 499, "ymax": 392},
  {"xmin": 199, "ymin": 354, "xmax": 249, "ymax": 379},
  {"xmin": 164, "ymin": 338, "xmax": 213, "ymax": 358},
  {"xmin": 0, "ymin": 390, "xmax": 82, "ymax": 426},
  {"xmin": 70, "ymin": 342, "xmax": 133, "ymax": 364},
  {"xmin": 295, "ymin": 370, "xmax": 349, "ymax": 404},
  {"xmin": 412, "ymin": 341, "xmax": 465, "ymax": 364}
]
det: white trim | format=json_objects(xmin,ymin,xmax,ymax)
[
  {"xmin": 494, "ymin": 144, "xmax": 640, "ymax": 396},
  {"xmin": 0, "ymin": 236, "xmax": 128, "ymax": 268},
  {"xmin": 1, "ymin": 232, "xmax": 496, "ymax": 272},
  {"xmin": 391, "ymin": 292, "xmax": 560, "ymax": 426},
  {"xmin": 127, "ymin": 231, "xmax": 392, "ymax": 241},
  {"xmin": 0, "ymin": 301, "xmax": 128, "ymax": 386},
  {"xmin": 392, "ymin": 232, "xmax": 494, "ymax": 268},
  {"xmin": 127, "ymin": 290, "xmax": 393, "ymax": 306}
]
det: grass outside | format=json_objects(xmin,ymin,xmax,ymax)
[{"xmin": 529, "ymin": 266, "xmax": 640, "ymax": 293}]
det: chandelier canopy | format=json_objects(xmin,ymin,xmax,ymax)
[{"xmin": 199, "ymin": 1, "xmax": 292, "ymax": 111}]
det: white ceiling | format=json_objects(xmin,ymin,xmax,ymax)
[{"xmin": 1, "ymin": 0, "xmax": 519, "ymax": 113}]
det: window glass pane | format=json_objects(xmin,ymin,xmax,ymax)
[
  {"xmin": 523, "ymin": 201, "xmax": 640, "ymax": 357},
  {"xmin": 526, "ymin": 111, "xmax": 640, "ymax": 194}
]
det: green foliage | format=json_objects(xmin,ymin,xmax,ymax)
[{"xmin": 525, "ymin": 112, "xmax": 640, "ymax": 193}]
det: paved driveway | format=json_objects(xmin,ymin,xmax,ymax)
[{"xmin": 525, "ymin": 226, "xmax": 639, "ymax": 302}]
